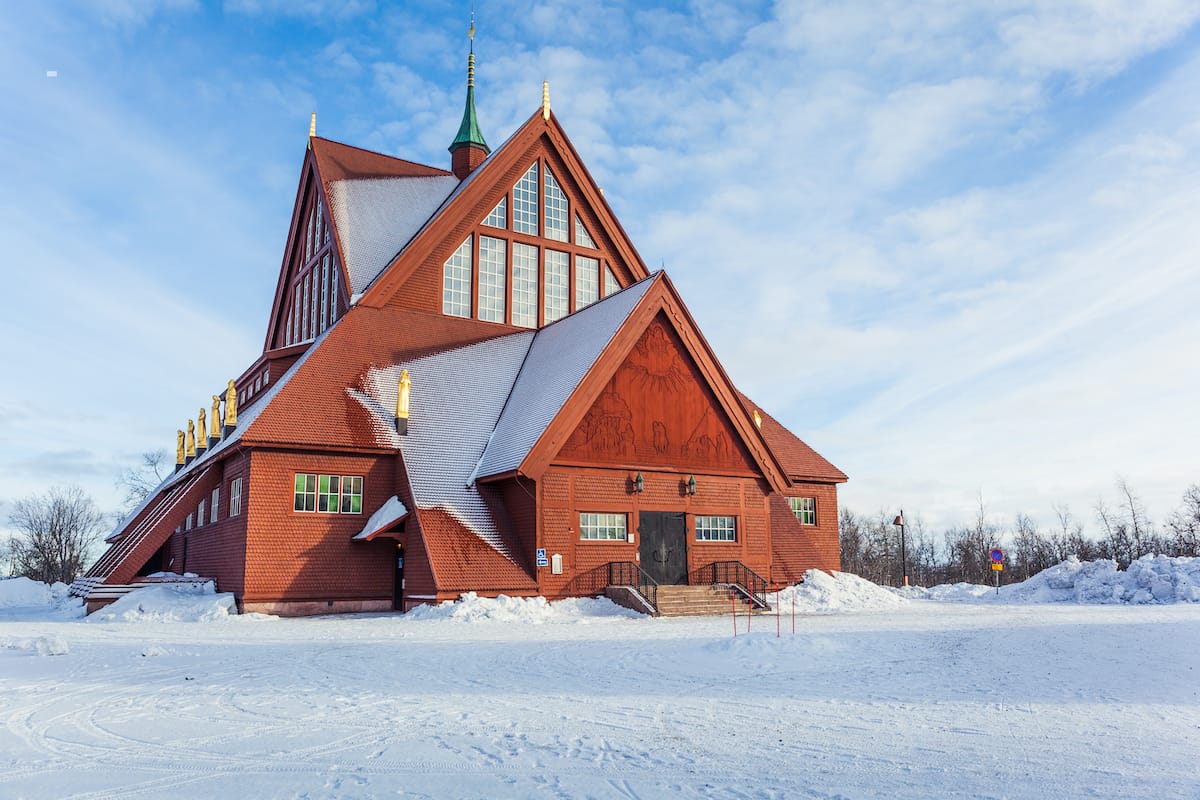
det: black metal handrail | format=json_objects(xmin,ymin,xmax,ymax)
[
  {"xmin": 606, "ymin": 561, "xmax": 659, "ymax": 613},
  {"xmin": 568, "ymin": 561, "xmax": 659, "ymax": 613},
  {"xmin": 704, "ymin": 561, "xmax": 770, "ymax": 609}
]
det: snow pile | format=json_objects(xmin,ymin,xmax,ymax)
[
  {"xmin": 895, "ymin": 582, "xmax": 995, "ymax": 602},
  {"xmin": 3, "ymin": 633, "xmax": 69, "ymax": 656},
  {"xmin": 0, "ymin": 577, "xmax": 83, "ymax": 619},
  {"xmin": 405, "ymin": 592, "xmax": 643, "ymax": 623},
  {"xmin": 774, "ymin": 570, "xmax": 908, "ymax": 613},
  {"xmin": 87, "ymin": 581, "xmax": 239, "ymax": 623},
  {"xmin": 1004, "ymin": 555, "xmax": 1200, "ymax": 605},
  {"xmin": 0, "ymin": 577, "xmax": 56, "ymax": 607}
]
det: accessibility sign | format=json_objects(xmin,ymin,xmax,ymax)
[{"xmin": 536, "ymin": 548, "xmax": 548, "ymax": 567}]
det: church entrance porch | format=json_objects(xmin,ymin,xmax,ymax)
[{"xmin": 637, "ymin": 511, "xmax": 688, "ymax": 585}]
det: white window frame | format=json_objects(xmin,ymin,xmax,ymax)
[
  {"xmin": 695, "ymin": 515, "xmax": 737, "ymax": 542},
  {"xmin": 229, "ymin": 478, "xmax": 242, "ymax": 517},
  {"xmin": 579, "ymin": 512, "xmax": 627, "ymax": 541}
]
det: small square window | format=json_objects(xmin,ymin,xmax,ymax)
[{"xmin": 789, "ymin": 497, "xmax": 816, "ymax": 526}]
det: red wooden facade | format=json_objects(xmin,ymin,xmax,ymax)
[{"xmin": 77, "ymin": 92, "xmax": 847, "ymax": 615}]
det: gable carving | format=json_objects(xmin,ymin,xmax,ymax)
[{"xmin": 558, "ymin": 315, "xmax": 756, "ymax": 473}]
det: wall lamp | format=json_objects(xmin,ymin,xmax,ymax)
[
  {"xmin": 686, "ymin": 475, "xmax": 697, "ymax": 496},
  {"xmin": 633, "ymin": 472, "xmax": 645, "ymax": 493}
]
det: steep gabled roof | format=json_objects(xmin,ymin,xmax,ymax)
[
  {"xmin": 310, "ymin": 137, "xmax": 452, "ymax": 181},
  {"xmin": 736, "ymin": 392, "xmax": 849, "ymax": 484},
  {"xmin": 511, "ymin": 272, "xmax": 792, "ymax": 490},
  {"xmin": 358, "ymin": 109, "xmax": 652, "ymax": 309},
  {"xmin": 326, "ymin": 175, "xmax": 460, "ymax": 298}
]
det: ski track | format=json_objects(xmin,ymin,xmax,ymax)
[{"xmin": 2, "ymin": 604, "xmax": 1199, "ymax": 799}]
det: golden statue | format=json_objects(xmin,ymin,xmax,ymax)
[
  {"xmin": 224, "ymin": 379, "xmax": 238, "ymax": 427},
  {"xmin": 210, "ymin": 395, "xmax": 221, "ymax": 440},
  {"xmin": 196, "ymin": 407, "xmax": 207, "ymax": 450},
  {"xmin": 186, "ymin": 420, "xmax": 196, "ymax": 459},
  {"xmin": 396, "ymin": 369, "xmax": 412, "ymax": 420},
  {"xmin": 176, "ymin": 430, "xmax": 185, "ymax": 465}
]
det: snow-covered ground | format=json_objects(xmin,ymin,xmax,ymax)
[{"xmin": 2, "ymin": 567, "xmax": 1199, "ymax": 800}]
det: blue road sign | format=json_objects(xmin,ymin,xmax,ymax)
[
  {"xmin": 989, "ymin": 548, "xmax": 1005, "ymax": 563},
  {"xmin": 536, "ymin": 548, "xmax": 548, "ymax": 567}
]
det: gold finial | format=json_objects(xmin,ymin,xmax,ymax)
[
  {"xmin": 176, "ymin": 430, "xmax": 185, "ymax": 466},
  {"xmin": 309, "ymin": 112, "xmax": 317, "ymax": 138},
  {"xmin": 224, "ymin": 380, "xmax": 238, "ymax": 428},
  {"xmin": 210, "ymin": 395, "xmax": 221, "ymax": 440},
  {"xmin": 753, "ymin": 409, "xmax": 762, "ymax": 429},
  {"xmin": 542, "ymin": 81, "xmax": 550, "ymax": 120},
  {"xmin": 196, "ymin": 407, "xmax": 208, "ymax": 451},
  {"xmin": 186, "ymin": 420, "xmax": 196, "ymax": 459}
]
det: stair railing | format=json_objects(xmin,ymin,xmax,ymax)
[
  {"xmin": 606, "ymin": 561, "xmax": 659, "ymax": 613},
  {"xmin": 704, "ymin": 561, "xmax": 770, "ymax": 610},
  {"xmin": 570, "ymin": 561, "xmax": 659, "ymax": 614}
]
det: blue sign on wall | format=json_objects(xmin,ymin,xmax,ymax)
[{"xmin": 536, "ymin": 548, "xmax": 548, "ymax": 567}]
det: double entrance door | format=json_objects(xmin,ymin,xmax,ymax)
[{"xmin": 638, "ymin": 511, "xmax": 688, "ymax": 585}]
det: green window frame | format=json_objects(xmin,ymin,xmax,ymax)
[{"xmin": 789, "ymin": 496, "xmax": 816, "ymax": 526}]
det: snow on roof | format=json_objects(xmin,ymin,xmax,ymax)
[
  {"xmin": 353, "ymin": 495, "xmax": 410, "ymax": 541},
  {"xmin": 326, "ymin": 176, "xmax": 460, "ymax": 298},
  {"xmin": 350, "ymin": 331, "xmax": 536, "ymax": 556},
  {"xmin": 473, "ymin": 277, "xmax": 654, "ymax": 479}
]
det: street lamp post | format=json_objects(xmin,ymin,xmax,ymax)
[{"xmin": 893, "ymin": 510, "xmax": 908, "ymax": 587}]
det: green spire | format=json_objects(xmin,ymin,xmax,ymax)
[{"xmin": 449, "ymin": 24, "xmax": 489, "ymax": 156}]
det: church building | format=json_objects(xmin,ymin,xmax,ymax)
[{"xmin": 72, "ymin": 43, "xmax": 846, "ymax": 616}]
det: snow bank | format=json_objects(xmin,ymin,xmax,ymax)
[
  {"xmin": 774, "ymin": 570, "xmax": 907, "ymax": 613},
  {"xmin": 0, "ymin": 577, "xmax": 62, "ymax": 608},
  {"xmin": 87, "ymin": 581, "xmax": 240, "ymax": 623},
  {"xmin": 405, "ymin": 592, "xmax": 643, "ymax": 623},
  {"xmin": 2, "ymin": 633, "xmax": 69, "ymax": 656},
  {"xmin": 901, "ymin": 555, "xmax": 1200, "ymax": 605},
  {"xmin": 0, "ymin": 577, "xmax": 83, "ymax": 619},
  {"xmin": 1004, "ymin": 555, "xmax": 1200, "ymax": 604}
]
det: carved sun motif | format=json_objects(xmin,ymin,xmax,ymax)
[{"xmin": 628, "ymin": 323, "xmax": 686, "ymax": 395}]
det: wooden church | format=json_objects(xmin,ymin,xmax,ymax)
[{"xmin": 72, "ymin": 44, "xmax": 846, "ymax": 616}]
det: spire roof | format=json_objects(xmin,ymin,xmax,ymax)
[{"xmin": 449, "ymin": 28, "xmax": 489, "ymax": 155}]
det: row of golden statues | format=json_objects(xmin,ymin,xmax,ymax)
[{"xmin": 176, "ymin": 380, "xmax": 239, "ymax": 466}]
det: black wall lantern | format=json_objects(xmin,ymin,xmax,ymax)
[
  {"xmin": 633, "ymin": 472, "xmax": 645, "ymax": 493},
  {"xmin": 686, "ymin": 475, "xmax": 697, "ymax": 495}
]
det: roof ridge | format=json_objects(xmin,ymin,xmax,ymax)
[{"xmin": 311, "ymin": 136, "xmax": 452, "ymax": 176}]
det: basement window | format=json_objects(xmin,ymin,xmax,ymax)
[{"xmin": 695, "ymin": 515, "xmax": 736, "ymax": 542}]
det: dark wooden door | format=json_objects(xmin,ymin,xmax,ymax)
[
  {"xmin": 393, "ymin": 544, "xmax": 405, "ymax": 611},
  {"xmin": 639, "ymin": 512, "xmax": 688, "ymax": 585}
]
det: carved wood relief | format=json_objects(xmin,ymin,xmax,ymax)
[{"xmin": 558, "ymin": 313, "xmax": 755, "ymax": 472}]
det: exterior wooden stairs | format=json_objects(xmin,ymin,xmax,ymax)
[
  {"xmin": 654, "ymin": 584, "xmax": 766, "ymax": 617},
  {"xmin": 596, "ymin": 561, "xmax": 772, "ymax": 618}
]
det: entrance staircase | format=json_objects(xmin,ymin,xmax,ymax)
[{"xmin": 655, "ymin": 585, "xmax": 761, "ymax": 617}]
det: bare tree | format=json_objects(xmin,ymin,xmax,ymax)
[
  {"xmin": 116, "ymin": 449, "xmax": 169, "ymax": 516},
  {"xmin": 9, "ymin": 486, "xmax": 106, "ymax": 584},
  {"xmin": 1164, "ymin": 484, "xmax": 1200, "ymax": 557}
]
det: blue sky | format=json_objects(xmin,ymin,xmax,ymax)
[{"xmin": 2, "ymin": 0, "xmax": 1198, "ymax": 540}]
